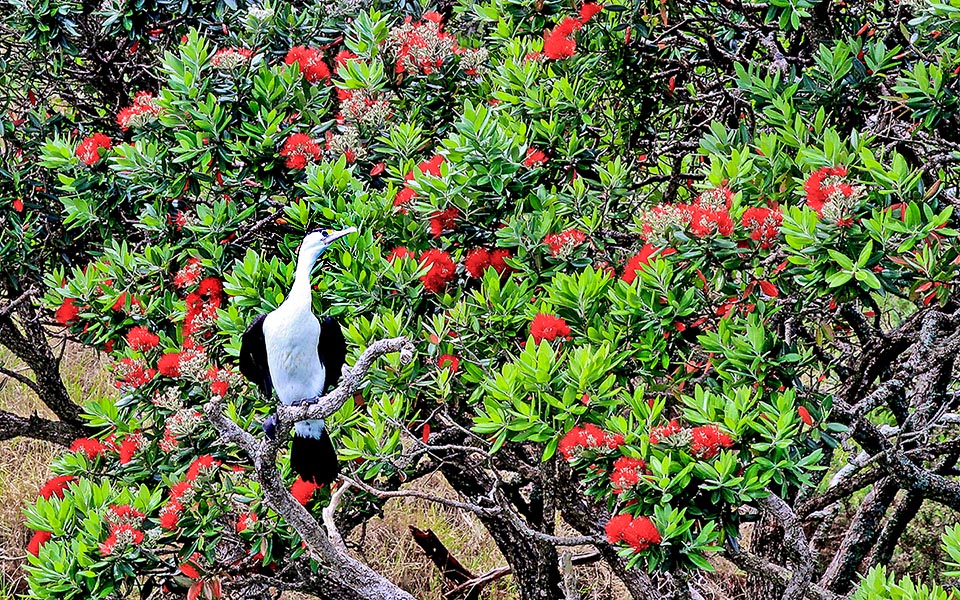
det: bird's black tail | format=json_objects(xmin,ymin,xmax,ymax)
[{"xmin": 290, "ymin": 428, "xmax": 339, "ymax": 486}]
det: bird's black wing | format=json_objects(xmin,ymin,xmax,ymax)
[
  {"xmin": 239, "ymin": 314, "xmax": 273, "ymax": 398},
  {"xmin": 317, "ymin": 316, "xmax": 347, "ymax": 393}
]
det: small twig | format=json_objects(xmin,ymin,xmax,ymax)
[
  {"xmin": 322, "ymin": 480, "xmax": 351, "ymax": 551},
  {"xmin": 0, "ymin": 287, "xmax": 38, "ymax": 318},
  {"xmin": 342, "ymin": 476, "xmax": 500, "ymax": 517},
  {"xmin": 444, "ymin": 566, "xmax": 512, "ymax": 598}
]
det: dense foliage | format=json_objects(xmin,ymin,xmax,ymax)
[{"xmin": 4, "ymin": 0, "xmax": 960, "ymax": 599}]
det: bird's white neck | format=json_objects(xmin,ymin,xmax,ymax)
[{"xmin": 289, "ymin": 246, "xmax": 325, "ymax": 305}]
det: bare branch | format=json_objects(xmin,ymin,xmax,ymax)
[{"xmin": 759, "ymin": 494, "xmax": 814, "ymax": 600}]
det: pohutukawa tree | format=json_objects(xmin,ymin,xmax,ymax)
[{"xmin": 3, "ymin": 0, "xmax": 960, "ymax": 599}]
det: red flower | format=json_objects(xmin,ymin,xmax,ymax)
[
  {"xmin": 544, "ymin": 228, "xmax": 587, "ymax": 256},
  {"xmin": 437, "ymin": 354, "xmax": 459, "ymax": 373},
  {"xmin": 649, "ymin": 419, "xmax": 680, "ymax": 445},
  {"xmin": 115, "ymin": 357, "xmax": 156, "ymax": 389},
  {"xmin": 610, "ymin": 457, "xmax": 647, "ymax": 493},
  {"xmin": 687, "ymin": 204, "xmax": 734, "ymax": 237},
  {"xmin": 741, "ymin": 207, "xmax": 783, "ymax": 248},
  {"xmin": 111, "ymin": 291, "xmax": 141, "ymax": 312},
  {"xmin": 285, "ymin": 46, "xmax": 332, "ymax": 83},
  {"xmin": 179, "ymin": 553, "xmax": 203, "ymax": 579},
  {"xmin": 55, "ymin": 298, "xmax": 81, "ymax": 326},
  {"xmin": 804, "ymin": 166, "xmax": 850, "ymax": 216},
  {"xmin": 107, "ymin": 504, "xmax": 145, "ymax": 526},
  {"xmin": 159, "ymin": 504, "xmax": 181, "ymax": 530},
  {"xmin": 798, "ymin": 406, "xmax": 814, "ymax": 426},
  {"xmin": 174, "ymin": 258, "xmax": 204, "ymax": 289},
  {"xmin": 99, "ymin": 523, "xmax": 144, "ymax": 556},
  {"xmin": 605, "ymin": 514, "xmax": 661, "ymax": 552},
  {"xmin": 334, "ymin": 49, "xmax": 358, "ymax": 68},
  {"xmin": 524, "ymin": 148, "xmax": 547, "ymax": 167},
  {"xmin": 394, "ymin": 186, "xmax": 417, "ymax": 207},
  {"xmin": 419, "ymin": 154, "xmax": 445, "ymax": 177},
  {"xmin": 387, "ymin": 246, "xmax": 414, "ymax": 262},
  {"xmin": 543, "ymin": 17, "xmax": 582, "ymax": 60},
  {"xmin": 210, "ymin": 47, "xmax": 253, "ymax": 68},
  {"xmin": 530, "ymin": 313, "xmax": 571, "ymax": 344},
  {"xmin": 429, "ymin": 207, "xmax": 459, "ymax": 238},
  {"xmin": 489, "ymin": 249, "xmax": 512, "ymax": 274},
  {"xmin": 558, "ymin": 423, "xmax": 622, "ymax": 460},
  {"xmin": 126, "ymin": 326, "xmax": 160, "ymax": 351},
  {"xmin": 236, "ymin": 512, "xmax": 258, "ymax": 533},
  {"xmin": 38, "ymin": 475, "xmax": 74, "ymax": 500},
  {"xmin": 186, "ymin": 455, "xmax": 221, "ymax": 481},
  {"xmin": 26, "ymin": 530, "xmax": 52, "ymax": 556},
  {"xmin": 75, "ymin": 133, "xmax": 112, "ymax": 165},
  {"xmin": 71, "ymin": 437, "xmax": 106, "ymax": 459},
  {"xmin": 280, "ymin": 133, "xmax": 322, "ymax": 169},
  {"xmin": 12, "ymin": 198, "xmax": 24, "ymax": 212},
  {"xmin": 118, "ymin": 435, "xmax": 141, "ymax": 464},
  {"xmin": 464, "ymin": 248, "xmax": 491, "ymax": 278},
  {"xmin": 116, "ymin": 92, "xmax": 161, "ymax": 130},
  {"xmin": 291, "ymin": 477, "xmax": 320, "ymax": 505},
  {"xmin": 689, "ymin": 425, "xmax": 734, "ymax": 459},
  {"xmin": 696, "ymin": 185, "xmax": 734, "ymax": 210},
  {"xmin": 579, "ymin": 3, "xmax": 603, "ymax": 22},
  {"xmin": 419, "ymin": 249, "xmax": 456, "ymax": 293},
  {"xmin": 207, "ymin": 366, "xmax": 232, "ymax": 396},
  {"xmin": 622, "ymin": 245, "xmax": 675, "ymax": 284},
  {"xmin": 157, "ymin": 353, "xmax": 181, "ymax": 377}
]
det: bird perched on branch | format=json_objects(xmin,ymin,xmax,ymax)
[{"xmin": 238, "ymin": 227, "xmax": 356, "ymax": 485}]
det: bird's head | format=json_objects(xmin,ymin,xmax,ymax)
[{"xmin": 298, "ymin": 227, "xmax": 358, "ymax": 263}]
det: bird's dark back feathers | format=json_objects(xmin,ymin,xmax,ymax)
[
  {"xmin": 317, "ymin": 316, "xmax": 347, "ymax": 393},
  {"xmin": 238, "ymin": 314, "xmax": 273, "ymax": 398}
]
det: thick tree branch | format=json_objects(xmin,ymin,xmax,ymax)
[
  {"xmin": 0, "ymin": 408, "xmax": 87, "ymax": 446},
  {"xmin": 759, "ymin": 494, "xmax": 814, "ymax": 600}
]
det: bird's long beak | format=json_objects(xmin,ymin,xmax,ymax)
[{"xmin": 321, "ymin": 227, "xmax": 357, "ymax": 245}]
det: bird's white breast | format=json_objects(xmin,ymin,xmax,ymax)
[{"xmin": 262, "ymin": 306, "xmax": 326, "ymax": 405}]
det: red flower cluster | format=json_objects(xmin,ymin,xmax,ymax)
[
  {"xmin": 429, "ymin": 207, "xmax": 459, "ymax": 238},
  {"xmin": 107, "ymin": 504, "xmax": 145, "ymax": 526},
  {"xmin": 804, "ymin": 166, "xmax": 849, "ymax": 215},
  {"xmin": 544, "ymin": 17, "xmax": 583, "ymax": 60},
  {"xmin": 26, "ymin": 530, "xmax": 52, "ymax": 556},
  {"xmin": 111, "ymin": 291, "xmax": 142, "ymax": 312},
  {"xmin": 544, "ymin": 228, "xmax": 587, "ymax": 256},
  {"xmin": 696, "ymin": 185, "xmax": 734, "ymax": 210},
  {"xmin": 689, "ymin": 425, "xmax": 734, "ymax": 459},
  {"xmin": 236, "ymin": 512, "xmax": 258, "ymax": 533},
  {"xmin": 394, "ymin": 154, "xmax": 446, "ymax": 208},
  {"xmin": 99, "ymin": 523, "xmax": 144, "ymax": 556},
  {"xmin": 741, "ymin": 207, "xmax": 783, "ymax": 248},
  {"xmin": 55, "ymin": 298, "xmax": 81, "ymax": 326},
  {"xmin": 524, "ymin": 148, "xmax": 547, "ymax": 167},
  {"xmin": 183, "ymin": 277, "xmax": 223, "ymax": 341},
  {"xmin": 115, "ymin": 357, "xmax": 156, "ymax": 389},
  {"xmin": 649, "ymin": 419, "xmax": 681, "ymax": 445},
  {"xmin": 558, "ymin": 423, "xmax": 623, "ymax": 460},
  {"xmin": 622, "ymin": 244, "xmax": 676, "ymax": 284},
  {"xmin": 160, "ymin": 480, "xmax": 195, "ymax": 530},
  {"xmin": 335, "ymin": 49, "xmax": 358, "ymax": 69},
  {"xmin": 285, "ymin": 46, "xmax": 331, "ymax": 83},
  {"xmin": 210, "ymin": 47, "xmax": 253, "ymax": 69},
  {"xmin": 419, "ymin": 249, "xmax": 456, "ymax": 293},
  {"xmin": 71, "ymin": 437, "xmax": 106, "ymax": 459},
  {"xmin": 207, "ymin": 366, "xmax": 232, "ymax": 396},
  {"xmin": 464, "ymin": 248, "xmax": 512, "ymax": 278},
  {"xmin": 610, "ymin": 457, "xmax": 647, "ymax": 493},
  {"xmin": 186, "ymin": 454, "xmax": 221, "ymax": 481},
  {"xmin": 75, "ymin": 133, "xmax": 112, "ymax": 165},
  {"xmin": 174, "ymin": 257, "xmax": 204, "ymax": 289},
  {"xmin": 437, "ymin": 354, "xmax": 459, "ymax": 373},
  {"xmin": 387, "ymin": 12, "xmax": 458, "ymax": 75},
  {"xmin": 687, "ymin": 204, "xmax": 734, "ymax": 237},
  {"xmin": 580, "ymin": 3, "xmax": 604, "ymax": 22},
  {"xmin": 118, "ymin": 434, "xmax": 142, "ymax": 464},
  {"xmin": 126, "ymin": 326, "xmax": 159, "ymax": 351},
  {"xmin": 280, "ymin": 133, "xmax": 322, "ymax": 169},
  {"xmin": 387, "ymin": 246, "xmax": 415, "ymax": 262},
  {"xmin": 38, "ymin": 475, "xmax": 74, "ymax": 500},
  {"xmin": 605, "ymin": 514, "xmax": 661, "ymax": 552},
  {"xmin": 158, "ymin": 352, "xmax": 181, "ymax": 377},
  {"xmin": 291, "ymin": 477, "xmax": 320, "ymax": 505},
  {"xmin": 530, "ymin": 313, "xmax": 572, "ymax": 344},
  {"xmin": 117, "ymin": 91, "xmax": 161, "ymax": 130}
]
